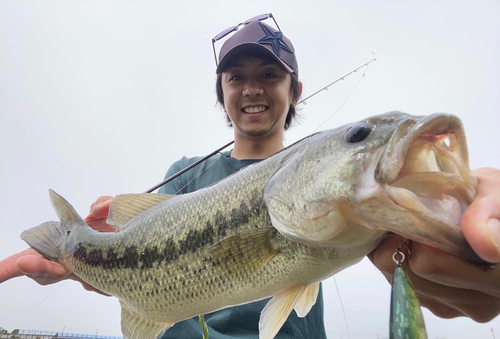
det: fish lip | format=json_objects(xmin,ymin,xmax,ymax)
[
  {"xmin": 374, "ymin": 113, "xmax": 477, "ymax": 226},
  {"xmin": 375, "ymin": 113, "xmax": 472, "ymax": 185}
]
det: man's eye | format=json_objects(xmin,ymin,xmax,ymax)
[{"xmin": 262, "ymin": 73, "xmax": 277, "ymax": 78}]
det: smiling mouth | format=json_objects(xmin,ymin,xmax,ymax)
[{"xmin": 243, "ymin": 106, "xmax": 268, "ymax": 114}]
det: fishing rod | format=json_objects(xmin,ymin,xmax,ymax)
[{"xmin": 144, "ymin": 58, "xmax": 376, "ymax": 194}]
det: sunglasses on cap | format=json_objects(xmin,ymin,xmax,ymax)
[{"xmin": 211, "ymin": 13, "xmax": 281, "ymax": 67}]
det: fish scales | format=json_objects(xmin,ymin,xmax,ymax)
[
  {"xmin": 54, "ymin": 147, "xmax": 348, "ymax": 323},
  {"xmin": 20, "ymin": 112, "xmax": 487, "ymax": 338}
]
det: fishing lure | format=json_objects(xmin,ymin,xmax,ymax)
[{"xmin": 390, "ymin": 243, "xmax": 428, "ymax": 339}]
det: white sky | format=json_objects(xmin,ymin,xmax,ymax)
[{"xmin": 1, "ymin": 1, "xmax": 499, "ymax": 338}]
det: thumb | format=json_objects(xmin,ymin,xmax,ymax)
[
  {"xmin": 16, "ymin": 255, "xmax": 70, "ymax": 284},
  {"xmin": 462, "ymin": 168, "xmax": 500, "ymax": 263}
]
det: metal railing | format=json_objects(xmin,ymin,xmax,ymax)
[{"xmin": 0, "ymin": 329, "xmax": 122, "ymax": 339}]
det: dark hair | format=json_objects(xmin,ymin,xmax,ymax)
[{"xmin": 216, "ymin": 64, "xmax": 301, "ymax": 131}]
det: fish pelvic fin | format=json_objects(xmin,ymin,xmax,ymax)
[
  {"xmin": 120, "ymin": 302, "xmax": 173, "ymax": 339},
  {"xmin": 294, "ymin": 282, "xmax": 320, "ymax": 318},
  {"xmin": 259, "ymin": 283, "xmax": 319, "ymax": 339},
  {"xmin": 107, "ymin": 193, "xmax": 174, "ymax": 230},
  {"xmin": 20, "ymin": 190, "xmax": 86, "ymax": 261}
]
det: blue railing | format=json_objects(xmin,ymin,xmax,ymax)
[{"xmin": 17, "ymin": 329, "xmax": 122, "ymax": 339}]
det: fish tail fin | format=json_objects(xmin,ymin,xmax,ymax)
[
  {"xmin": 20, "ymin": 190, "xmax": 86, "ymax": 261},
  {"xmin": 21, "ymin": 221, "xmax": 66, "ymax": 260}
]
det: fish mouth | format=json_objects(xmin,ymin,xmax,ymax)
[{"xmin": 375, "ymin": 113, "xmax": 477, "ymax": 227}]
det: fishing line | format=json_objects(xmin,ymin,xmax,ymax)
[
  {"xmin": 309, "ymin": 35, "xmax": 387, "ymax": 134},
  {"xmin": 144, "ymin": 141, "xmax": 235, "ymax": 193},
  {"xmin": 333, "ymin": 275, "xmax": 351, "ymax": 339},
  {"xmin": 164, "ymin": 152, "xmax": 225, "ymax": 196},
  {"xmin": 7, "ymin": 281, "xmax": 68, "ymax": 329},
  {"xmin": 299, "ymin": 35, "xmax": 388, "ymax": 339}
]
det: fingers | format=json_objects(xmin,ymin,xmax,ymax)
[
  {"xmin": 88, "ymin": 195, "xmax": 113, "ymax": 217},
  {"xmin": 84, "ymin": 195, "xmax": 116, "ymax": 232},
  {"xmin": 416, "ymin": 294, "xmax": 463, "ymax": 319},
  {"xmin": 462, "ymin": 168, "xmax": 500, "ymax": 263},
  {"xmin": 0, "ymin": 248, "xmax": 70, "ymax": 285},
  {"xmin": 1, "ymin": 248, "xmax": 111, "ymax": 297},
  {"xmin": 67, "ymin": 275, "xmax": 111, "ymax": 296},
  {"xmin": 409, "ymin": 242, "xmax": 500, "ymax": 298},
  {"xmin": 0, "ymin": 248, "xmax": 36, "ymax": 283},
  {"xmin": 16, "ymin": 254, "xmax": 71, "ymax": 285},
  {"xmin": 370, "ymin": 236, "xmax": 500, "ymax": 322}
]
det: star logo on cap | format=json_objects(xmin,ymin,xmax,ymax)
[{"xmin": 257, "ymin": 22, "xmax": 293, "ymax": 57}]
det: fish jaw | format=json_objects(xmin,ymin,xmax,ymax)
[{"xmin": 352, "ymin": 113, "xmax": 484, "ymax": 263}]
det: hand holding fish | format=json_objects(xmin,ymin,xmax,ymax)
[
  {"xmin": 369, "ymin": 167, "xmax": 500, "ymax": 322},
  {"xmin": 0, "ymin": 196, "xmax": 114, "ymax": 296}
]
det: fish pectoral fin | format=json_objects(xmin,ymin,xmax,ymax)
[
  {"xmin": 120, "ymin": 302, "xmax": 173, "ymax": 339},
  {"xmin": 294, "ymin": 282, "xmax": 320, "ymax": 318},
  {"xmin": 210, "ymin": 227, "xmax": 280, "ymax": 273},
  {"xmin": 259, "ymin": 285, "xmax": 308, "ymax": 339},
  {"xmin": 108, "ymin": 193, "xmax": 175, "ymax": 230}
]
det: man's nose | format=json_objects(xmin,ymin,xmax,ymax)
[{"xmin": 243, "ymin": 78, "xmax": 264, "ymax": 97}]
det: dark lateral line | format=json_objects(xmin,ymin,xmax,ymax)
[{"xmin": 73, "ymin": 197, "xmax": 265, "ymax": 269}]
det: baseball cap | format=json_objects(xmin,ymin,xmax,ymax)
[{"xmin": 215, "ymin": 21, "xmax": 298, "ymax": 75}]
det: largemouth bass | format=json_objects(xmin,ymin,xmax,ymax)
[{"xmin": 21, "ymin": 112, "xmax": 483, "ymax": 339}]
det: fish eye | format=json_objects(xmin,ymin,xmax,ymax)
[{"xmin": 344, "ymin": 122, "xmax": 373, "ymax": 143}]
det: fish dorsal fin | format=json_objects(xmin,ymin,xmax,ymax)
[
  {"xmin": 259, "ymin": 285, "xmax": 308, "ymax": 339},
  {"xmin": 49, "ymin": 190, "xmax": 86, "ymax": 225},
  {"xmin": 120, "ymin": 302, "xmax": 173, "ymax": 339},
  {"xmin": 210, "ymin": 227, "xmax": 280, "ymax": 273},
  {"xmin": 294, "ymin": 283, "xmax": 320, "ymax": 317},
  {"xmin": 107, "ymin": 193, "xmax": 174, "ymax": 230}
]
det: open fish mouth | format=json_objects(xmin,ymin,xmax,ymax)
[{"xmin": 373, "ymin": 113, "xmax": 478, "ymax": 244}]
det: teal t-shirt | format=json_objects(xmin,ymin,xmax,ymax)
[{"xmin": 157, "ymin": 151, "xmax": 327, "ymax": 339}]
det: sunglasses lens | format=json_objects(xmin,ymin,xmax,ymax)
[
  {"xmin": 214, "ymin": 26, "xmax": 237, "ymax": 41},
  {"xmin": 212, "ymin": 13, "xmax": 278, "ymax": 67},
  {"xmin": 244, "ymin": 13, "xmax": 270, "ymax": 24}
]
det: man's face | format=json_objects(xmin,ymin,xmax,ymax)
[{"xmin": 220, "ymin": 55, "xmax": 294, "ymax": 139}]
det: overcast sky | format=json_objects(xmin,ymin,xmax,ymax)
[{"xmin": 1, "ymin": 1, "xmax": 499, "ymax": 338}]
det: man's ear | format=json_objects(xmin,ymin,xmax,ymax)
[{"xmin": 291, "ymin": 81, "xmax": 303, "ymax": 107}]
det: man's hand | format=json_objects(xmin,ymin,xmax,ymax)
[
  {"xmin": 0, "ymin": 195, "xmax": 115, "ymax": 296},
  {"xmin": 84, "ymin": 195, "xmax": 116, "ymax": 232},
  {"xmin": 369, "ymin": 167, "xmax": 500, "ymax": 322}
]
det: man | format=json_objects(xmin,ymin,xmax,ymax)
[
  {"xmin": 155, "ymin": 19, "xmax": 327, "ymax": 338},
  {"xmin": 1, "ymin": 14, "xmax": 500, "ymax": 338}
]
